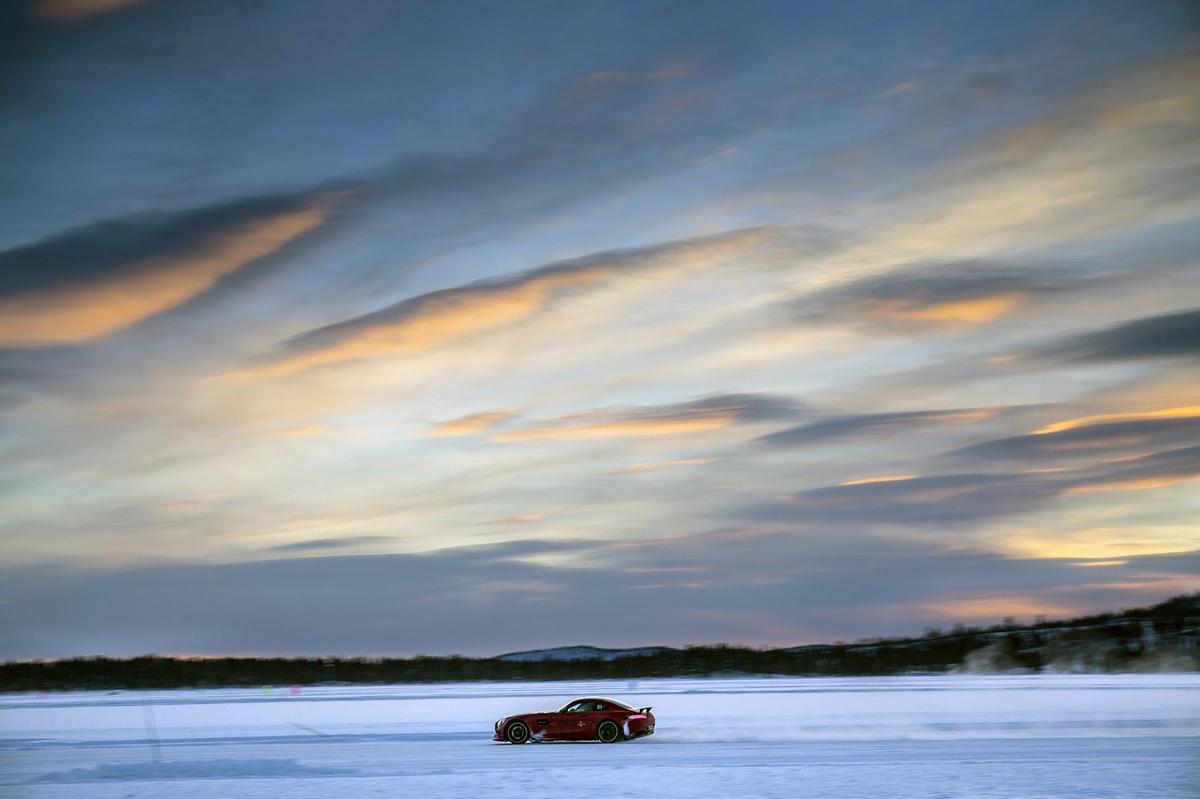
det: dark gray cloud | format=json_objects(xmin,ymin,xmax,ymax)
[
  {"xmin": 1048, "ymin": 308, "xmax": 1200, "ymax": 361},
  {"xmin": 0, "ymin": 357, "xmax": 64, "ymax": 404},
  {"xmin": 1, "ymin": 2, "xmax": 786, "ymax": 256},
  {"xmin": 3, "ymin": 534, "xmax": 1194, "ymax": 659},
  {"xmin": 496, "ymin": 391, "xmax": 800, "ymax": 441},
  {"xmin": 1080, "ymin": 444, "xmax": 1200, "ymax": 490},
  {"xmin": 602, "ymin": 392, "xmax": 801, "ymax": 424},
  {"xmin": 758, "ymin": 407, "xmax": 990, "ymax": 448},
  {"xmin": 953, "ymin": 417, "xmax": 1200, "ymax": 464},
  {"xmin": 751, "ymin": 441, "xmax": 1200, "ymax": 527},
  {"xmin": 784, "ymin": 472, "xmax": 1059, "ymax": 524},
  {"xmin": 0, "ymin": 190, "xmax": 334, "ymax": 301},
  {"xmin": 269, "ymin": 535, "xmax": 393, "ymax": 553},
  {"xmin": 792, "ymin": 260, "xmax": 1087, "ymax": 327}
]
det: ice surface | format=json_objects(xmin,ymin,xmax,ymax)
[{"xmin": 2, "ymin": 674, "xmax": 1197, "ymax": 797}]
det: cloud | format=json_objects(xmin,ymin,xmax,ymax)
[
  {"xmin": 495, "ymin": 393, "xmax": 798, "ymax": 442},
  {"xmin": 792, "ymin": 260, "xmax": 1109, "ymax": 331},
  {"xmin": 779, "ymin": 472, "xmax": 1059, "ymax": 525},
  {"xmin": 0, "ymin": 190, "xmax": 340, "ymax": 347},
  {"xmin": 1032, "ymin": 406, "xmax": 1200, "ymax": 435},
  {"xmin": 1047, "ymin": 308, "xmax": 1200, "ymax": 362},
  {"xmin": 561, "ymin": 61, "xmax": 694, "ymax": 105},
  {"xmin": 4, "ymin": 534, "xmax": 1195, "ymax": 658},
  {"xmin": 610, "ymin": 457, "xmax": 718, "ymax": 475},
  {"xmin": 758, "ymin": 408, "xmax": 992, "ymax": 448},
  {"xmin": 426, "ymin": 409, "xmax": 515, "ymax": 437},
  {"xmin": 954, "ymin": 415, "xmax": 1200, "ymax": 464},
  {"xmin": 485, "ymin": 514, "xmax": 543, "ymax": 525},
  {"xmin": 269, "ymin": 535, "xmax": 393, "ymax": 553},
  {"xmin": 263, "ymin": 426, "xmax": 334, "ymax": 440},
  {"xmin": 837, "ymin": 474, "xmax": 917, "ymax": 486},
  {"xmin": 228, "ymin": 227, "xmax": 775, "ymax": 379},
  {"xmin": 1003, "ymin": 525, "xmax": 1200, "ymax": 561},
  {"xmin": 1067, "ymin": 444, "xmax": 1200, "ymax": 495},
  {"xmin": 750, "ymin": 441, "xmax": 1200, "ymax": 528},
  {"xmin": 795, "ymin": 56, "xmax": 1200, "ymax": 304}
]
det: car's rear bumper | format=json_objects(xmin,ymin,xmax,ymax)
[{"xmin": 626, "ymin": 717, "xmax": 655, "ymax": 738}]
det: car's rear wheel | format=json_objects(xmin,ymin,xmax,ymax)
[
  {"xmin": 596, "ymin": 719, "xmax": 621, "ymax": 743},
  {"xmin": 505, "ymin": 721, "xmax": 530, "ymax": 744}
]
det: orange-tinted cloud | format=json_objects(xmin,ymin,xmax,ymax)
[
  {"xmin": 794, "ymin": 262, "xmax": 1048, "ymax": 331},
  {"xmin": 1063, "ymin": 476, "xmax": 1196, "ymax": 494},
  {"xmin": 859, "ymin": 291, "xmax": 1027, "ymax": 325},
  {"xmin": 486, "ymin": 514, "xmax": 543, "ymax": 525},
  {"xmin": 495, "ymin": 393, "xmax": 795, "ymax": 443},
  {"xmin": 611, "ymin": 457, "xmax": 717, "ymax": 474},
  {"xmin": 1003, "ymin": 520, "xmax": 1200, "ymax": 556},
  {"xmin": 427, "ymin": 409, "xmax": 515, "ymax": 437},
  {"xmin": 955, "ymin": 415, "xmax": 1200, "ymax": 465},
  {"xmin": 230, "ymin": 227, "xmax": 774, "ymax": 379},
  {"xmin": 0, "ymin": 195, "xmax": 335, "ymax": 347},
  {"xmin": 837, "ymin": 474, "xmax": 916, "ymax": 486},
  {"xmin": 496, "ymin": 411, "xmax": 735, "ymax": 442},
  {"xmin": 1033, "ymin": 406, "xmax": 1200, "ymax": 435}
]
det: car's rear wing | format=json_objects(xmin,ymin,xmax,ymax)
[{"xmin": 638, "ymin": 706, "xmax": 652, "ymax": 714}]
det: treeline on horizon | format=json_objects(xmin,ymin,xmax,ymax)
[{"xmin": 4, "ymin": 593, "xmax": 1197, "ymax": 691}]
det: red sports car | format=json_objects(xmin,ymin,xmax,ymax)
[{"xmin": 494, "ymin": 697, "xmax": 655, "ymax": 744}]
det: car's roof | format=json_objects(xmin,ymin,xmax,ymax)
[{"xmin": 569, "ymin": 696, "xmax": 635, "ymax": 711}]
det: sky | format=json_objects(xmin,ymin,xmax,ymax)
[{"xmin": 1, "ymin": 0, "xmax": 1198, "ymax": 659}]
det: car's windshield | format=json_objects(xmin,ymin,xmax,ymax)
[{"xmin": 560, "ymin": 700, "xmax": 595, "ymax": 713}]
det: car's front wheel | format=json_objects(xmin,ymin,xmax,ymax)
[
  {"xmin": 505, "ymin": 721, "xmax": 530, "ymax": 744},
  {"xmin": 596, "ymin": 719, "xmax": 621, "ymax": 743}
]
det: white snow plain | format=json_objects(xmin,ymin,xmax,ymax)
[{"xmin": 2, "ymin": 674, "xmax": 1197, "ymax": 798}]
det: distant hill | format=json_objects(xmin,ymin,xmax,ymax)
[
  {"xmin": 496, "ymin": 645, "xmax": 675, "ymax": 662},
  {"xmin": 3, "ymin": 593, "xmax": 1196, "ymax": 690}
]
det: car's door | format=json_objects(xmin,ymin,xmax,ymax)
[
  {"xmin": 585, "ymin": 700, "xmax": 624, "ymax": 739},
  {"xmin": 585, "ymin": 702, "xmax": 613, "ymax": 738},
  {"xmin": 553, "ymin": 700, "xmax": 595, "ymax": 739}
]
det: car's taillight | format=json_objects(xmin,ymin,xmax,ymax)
[{"xmin": 629, "ymin": 713, "xmax": 646, "ymax": 719}]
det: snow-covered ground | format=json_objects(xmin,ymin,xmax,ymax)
[{"xmin": 2, "ymin": 674, "xmax": 1197, "ymax": 798}]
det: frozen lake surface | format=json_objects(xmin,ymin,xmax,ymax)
[{"xmin": 2, "ymin": 674, "xmax": 1197, "ymax": 797}]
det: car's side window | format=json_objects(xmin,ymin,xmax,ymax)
[{"xmin": 593, "ymin": 703, "xmax": 606, "ymax": 711}]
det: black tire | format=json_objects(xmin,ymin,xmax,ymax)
[
  {"xmin": 596, "ymin": 719, "xmax": 621, "ymax": 743},
  {"xmin": 505, "ymin": 721, "xmax": 530, "ymax": 744}
]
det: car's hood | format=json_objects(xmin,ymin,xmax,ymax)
[{"xmin": 502, "ymin": 709, "xmax": 555, "ymax": 719}]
